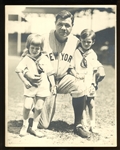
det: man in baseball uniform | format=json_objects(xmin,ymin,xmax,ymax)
[{"xmin": 24, "ymin": 10, "xmax": 105, "ymax": 138}]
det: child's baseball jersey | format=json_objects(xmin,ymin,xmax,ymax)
[
  {"xmin": 15, "ymin": 53, "xmax": 55, "ymax": 97},
  {"xmin": 74, "ymin": 46, "xmax": 103, "ymax": 97}
]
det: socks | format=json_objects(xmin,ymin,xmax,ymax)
[
  {"xmin": 32, "ymin": 121, "xmax": 38, "ymax": 130},
  {"xmin": 72, "ymin": 96, "xmax": 86, "ymax": 127},
  {"xmin": 23, "ymin": 119, "xmax": 29, "ymax": 127}
]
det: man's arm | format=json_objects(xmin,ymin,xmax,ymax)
[
  {"xmin": 24, "ymin": 69, "xmax": 41, "ymax": 87},
  {"xmin": 48, "ymin": 75, "xmax": 56, "ymax": 95}
]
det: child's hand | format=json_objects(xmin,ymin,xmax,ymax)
[
  {"xmin": 89, "ymin": 84, "xmax": 96, "ymax": 96},
  {"xmin": 23, "ymin": 80, "xmax": 32, "ymax": 89},
  {"xmin": 51, "ymin": 85, "xmax": 57, "ymax": 95},
  {"xmin": 76, "ymin": 73, "xmax": 85, "ymax": 80}
]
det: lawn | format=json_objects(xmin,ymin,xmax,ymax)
[{"xmin": 6, "ymin": 56, "xmax": 116, "ymax": 147}]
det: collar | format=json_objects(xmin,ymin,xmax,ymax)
[{"xmin": 27, "ymin": 53, "xmax": 42, "ymax": 61}]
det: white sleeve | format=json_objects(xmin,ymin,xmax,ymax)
[
  {"xmin": 15, "ymin": 57, "xmax": 27, "ymax": 73},
  {"xmin": 90, "ymin": 52, "xmax": 103, "ymax": 70}
]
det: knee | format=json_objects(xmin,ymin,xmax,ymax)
[
  {"xmin": 35, "ymin": 102, "xmax": 44, "ymax": 110},
  {"xmin": 42, "ymin": 123, "xmax": 49, "ymax": 129},
  {"xmin": 24, "ymin": 103, "xmax": 32, "ymax": 109},
  {"xmin": 35, "ymin": 104, "xmax": 43, "ymax": 110},
  {"xmin": 38, "ymin": 121, "xmax": 49, "ymax": 129}
]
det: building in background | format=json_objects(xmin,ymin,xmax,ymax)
[{"xmin": 5, "ymin": 6, "xmax": 116, "ymax": 67}]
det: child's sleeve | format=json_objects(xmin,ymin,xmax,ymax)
[
  {"xmin": 15, "ymin": 57, "xmax": 27, "ymax": 74},
  {"xmin": 91, "ymin": 52, "xmax": 103, "ymax": 70},
  {"xmin": 91, "ymin": 52, "xmax": 105, "ymax": 83}
]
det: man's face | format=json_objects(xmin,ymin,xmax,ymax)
[{"xmin": 55, "ymin": 17, "xmax": 73, "ymax": 39}]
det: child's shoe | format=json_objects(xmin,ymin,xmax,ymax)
[
  {"xmin": 89, "ymin": 121, "xmax": 98, "ymax": 133},
  {"xmin": 19, "ymin": 125, "xmax": 28, "ymax": 136},
  {"xmin": 28, "ymin": 127, "xmax": 45, "ymax": 138}
]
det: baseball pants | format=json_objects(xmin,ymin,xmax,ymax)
[{"xmin": 38, "ymin": 74, "xmax": 86, "ymax": 129}]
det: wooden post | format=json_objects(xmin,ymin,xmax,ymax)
[{"xmin": 17, "ymin": 14, "xmax": 21, "ymax": 55}]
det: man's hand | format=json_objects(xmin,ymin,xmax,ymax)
[
  {"xmin": 24, "ymin": 72, "xmax": 41, "ymax": 87},
  {"xmin": 51, "ymin": 86, "xmax": 57, "ymax": 95}
]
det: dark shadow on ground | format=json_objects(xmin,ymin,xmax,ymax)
[
  {"xmin": 8, "ymin": 119, "xmax": 74, "ymax": 134},
  {"xmin": 8, "ymin": 118, "xmax": 33, "ymax": 134},
  {"xmin": 48, "ymin": 120, "xmax": 74, "ymax": 133},
  {"xmin": 8, "ymin": 120, "xmax": 23, "ymax": 134}
]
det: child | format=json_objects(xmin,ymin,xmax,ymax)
[
  {"xmin": 70, "ymin": 29, "xmax": 105, "ymax": 132},
  {"xmin": 15, "ymin": 33, "xmax": 56, "ymax": 137}
]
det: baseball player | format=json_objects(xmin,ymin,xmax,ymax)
[{"xmin": 23, "ymin": 10, "xmax": 105, "ymax": 138}]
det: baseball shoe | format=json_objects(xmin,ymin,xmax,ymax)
[
  {"xmin": 19, "ymin": 125, "xmax": 28, "ymax": 137},
  {"xmin": 27, "ymin": 127, "xmax": 45, "ymax": 138},
  {"xmin": 74, "ymin": 124, "xmax": 90, "ymax": 138}
]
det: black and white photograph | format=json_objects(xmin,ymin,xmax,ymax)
[{"xmin": 5, "ymin": 5, "xmax": 116, "ymax": 147}]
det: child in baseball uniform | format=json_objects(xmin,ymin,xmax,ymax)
[
  {"xmin": 15, "ymin": 33, "xmax": 56, "ymax": 137},
  {"xmin": 71, "ymin": 29, "xmax": 105, "ymax": 132}
]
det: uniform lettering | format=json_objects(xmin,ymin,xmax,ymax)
[
  {"xmin": 64, "ymin": 54, "xmax": 68, "ymax": 61},
  {"xmin": 61, "ymin": 53, "xmax": 64, "ymax": 60},
  {"xmin": 61, "ymin": 53, "xmax": 73, "ymax": 62},
  {"xmin": 68, "ymin": 55, "xmax": 72, "ymax": 63},
  {"xmin": 49, "ymin": 53, "xmax": 54, "ymax": 61}
]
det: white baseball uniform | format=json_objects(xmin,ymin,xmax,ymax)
[
  {"xmin": 41, "ymin": 30, "xmax": 86, "ymax": 97},
  {"xmin": 38, "ymin": 30, "xmax": 86, "ymax": 129}
]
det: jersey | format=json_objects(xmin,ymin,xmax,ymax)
[
  {"xmin": 15, "ymin": 54, "xmax": 54, "ymax": 97},
  {"xmin": 41, "ymin": 30, "xmax": 79, "ymax": 79},
  {"xmin": 16, "ymin": 53, "xmax": 55, "ymax": 77},
  {"xmin": 74, "ymin": 47, "xmax": 103, "ymax": 96}
]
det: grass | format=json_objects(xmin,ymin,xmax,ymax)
[{"xmin": 6, "ymin": 56, "xmax": 116, "ymax": 147}]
